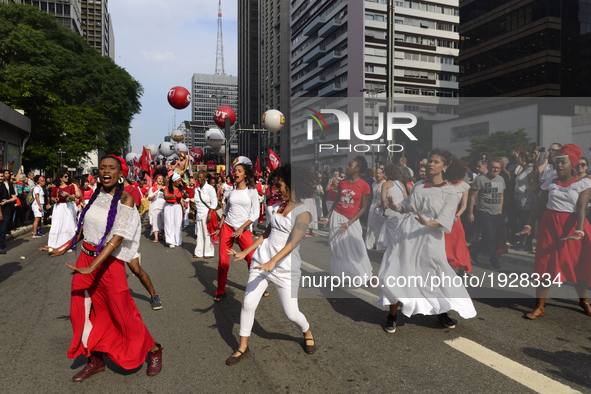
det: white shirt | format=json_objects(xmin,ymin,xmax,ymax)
[
  {"xmin": 543, "ymin": 177, "xmax": 591, "ymax": 213},
  {"xmin": 32, "ymin": 185, "xmax": 44, "ymax": 206},
  {"xmin": 223, "ymin": 188, "xmax": 260, "ymax": 229},
  {"xmin": 194, "ymin": 182, "xmax": 218, "ymax": 220},
  {"xmin": 541, "ymin": 164, "xmax": 556, "ymax": 183}
]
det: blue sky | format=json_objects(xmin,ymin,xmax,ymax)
[{"xmin": 109, "ymin": 0, "xmax": 238, "ymax": 153}]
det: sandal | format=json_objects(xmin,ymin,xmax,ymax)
[
  {"xmin": 213, "ymin": 293, "xmax": 227, "ymax": 302},
  {"xmin": 303, "ymin": 336, "xmax": 316, "ymax": 354},
  {"xmin": 525, "ymin": 306, "xmax": 545, "ymax": 320},
  {"xmin": 226, "ymin": 347, "xmax": 249, "ymax": 366},
  {"xmin": 579, "ymin": 300, "xmax": 591, "ymax": 316}
]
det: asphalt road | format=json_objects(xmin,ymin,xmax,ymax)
[{"xmin": 0, "ymin": 223, "xmax": 590, "ymax": 393}]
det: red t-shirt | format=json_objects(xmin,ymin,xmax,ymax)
[
  {"xmin": 184, "ymin": 186, "xmax": 195, "ymax": 199},
  {"xmin": 51, "ymin": 184, "xmax": 76, "ymax": 203},
  {"xmin": 82, "ymin": 186, "xmax": 94, "ymax": 200},
  {"xmin": 124, "ymin": 185, "xmax": 142, "ymax": 207},
  {"xmin": 326, "ymin": 183, "xmax": 339, "ymax": 202},
  {"xmin": 141, "ymin": 185, "xmax": 150, "ymax": 197},
  {"xmin": 334, "ymin": 178, "xmax": 370, "ymax": 219},
  {"xmin": 165, "ymin": 188, "xmax": 182, "ymax": 204}
]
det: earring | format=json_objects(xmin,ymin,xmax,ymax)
[{"xmin": 118, "ymin": 177, "xmax": 124, "ymax": 184}]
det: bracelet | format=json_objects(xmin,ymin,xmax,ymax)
[
  {"xmin": 345, "ymin": 222, "xmax": 350, "ymax": 228},
  {"xmin": 575, "ymin": 230, "xmax": 585, "ymax": 236},
  {"xmin": 523, "ymin": 225, "xmax": 532, "ymax": 229},
  {"xmin": 106, "ymin": 241, "xmax": 116, "ymax": 249}
]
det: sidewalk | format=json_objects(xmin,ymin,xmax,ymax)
[{"xmin": 7, "ymin": 224, "xmax": 34, "ymax": 241}]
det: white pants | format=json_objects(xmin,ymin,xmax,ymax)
[
  {"xmin": 239, "ymin": 270, "xmax": 310, "ymax": 338},
  {"xmin": 163, "ymin": 203, "xmax": 182, "ymax": 246},
  {"xmin": 194, "ymin": 218, "xmax": 214, "ymax": 257}
]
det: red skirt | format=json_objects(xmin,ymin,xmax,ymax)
[
  {"xmin": 534, "ymin": 210, "xmax": 591, "ymax": 283},
  {"xmin": 68, "ymin": 242, "xmax": 155, "ymax": 369},
  {"xmin": 207, "ymin": 209, "xmax": 219, "ymax": 243},
  {"xmin": 445, "ymin": 217, "xmax": 472, "ymax": 272}
]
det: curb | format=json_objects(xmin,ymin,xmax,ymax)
[{"xmin": 7, "ymin": 225, "xmax": 34, "ymax": 241}]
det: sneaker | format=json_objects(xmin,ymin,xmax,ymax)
[
  {"xmin": 169, "ymin": 244, "xmax": 175, "ymax": 248},
  {"xmin": 32, "ymin": 234, "xmax": 42, "ymax": 238},
  {"xmin": 384, "ymin": 314, "xmax": 397, "ymax": 333},
  {"xmin": 151, "ymin": 295, "xmax": 163, "ymax": 310},
  {"xmin": 491, "ymin": 261, "xmax": 502, "ymax": 271},
  {"xmin": 437, "ymin": 313, "xmax": 456, "ymax": 328}
]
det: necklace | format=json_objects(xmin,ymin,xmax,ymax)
[
  {"xmin": 556, "ymin": 174, "xmax": 578, "ymax": 187},
  {"xmin": 278, "ymin": 201, "xmax": 289, "ymax": 214}
]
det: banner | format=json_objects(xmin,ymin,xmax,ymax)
[
  {"xmin": 268, "ymin": 148, "xmax": 281, "ymax": 171},
  {"xmin": 132, "ymin": 158, "xmax": 142, "ymax": 180},
  {"xmin": 254, "ymin": 156, "xmax": 261, "ymax": 175},
  {"xmin": 140, "ymin": 146, "xmax": 154, "ymax": 175}
]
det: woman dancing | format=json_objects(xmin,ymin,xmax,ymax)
[
  {"xmin": 378, "ymin": 149, "xmax": 476, "ymax": 333},
  {"xmin": 147, "ymin": 173, "xmax": 166, "ymax": 243},
  {"xmin": 49, "ymin": 155, "xmax": 162, "ymax": 381},
  {"xmin": 162, "ymin": 173, "xmax": 184, "ymax": 248},
  {"xmin": 318, "ymin": 156, "xmax": 372, "ymax": 281},
  {"xmin": 225, "ymin": 165, "xmax": 315, "ymax": 365},
  {"xmin": 210, "ymin": 163, "xmax": 260, "ymax": 302},
  {"xmin": 47, "ymin": 171, "xmax": 81, "ymax": 249},
  {"xmin": 517, "ymin": 144, "xmax": 591, "ymax": 319},
  {"xmin": 365, "ymin": 166, "xmax": 387, "ymax": 249},
  {"xmin": 444, "ymin": 166, "xmax": 472, "ymax": 276},
  {"xmin": 377, "ymin": 164, "xmax": 407, "ymax": 251}
]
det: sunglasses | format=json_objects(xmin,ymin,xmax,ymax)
[{"xmin": 577, "ymin": 163, "xmax": 587, "ymax": 167}]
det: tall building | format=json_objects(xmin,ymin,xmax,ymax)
[
  {"xmin": 238, "ymin": 0, "xmax": 291, "ymax": 166},
  {"xmin": 290, "ymin": 0, "xmax": 460, "ymax": 169},
  {"xmin": 20, "ymin": 0, "xmax": 82, "ymax": 35},
  {"xmin": 459, "ymin": 0, "xmax": 591, "ymax": 97},
  {"xmin": 81, "ymin": 0, "xmax": 115, "ymax": 60},
  {"xmin": 237, "ymin": 0, "xmax": 261, "ymax": 162},
  {"xmin": 191, "ymin": 73, "xmax": 239, "ymax": 156}
]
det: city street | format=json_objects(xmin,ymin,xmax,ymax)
[{"xmin": 0, "ymin": 223, "xmax": 590, "ymax": 393}]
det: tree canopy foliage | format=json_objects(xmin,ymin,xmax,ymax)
[
  {"xmin": 0, "ymin": 4, "xmax": 143, "ymax": 170},
  {"xmin": 467, "ymin": 129, "xmax": 532, "ymax": 160}
]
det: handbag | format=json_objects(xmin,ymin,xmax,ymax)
[{"xmin": 197, "ymin": 188, "xmax": 221, "ymax": 221}]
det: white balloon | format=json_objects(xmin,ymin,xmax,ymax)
[
  {"xmin": 159, "ymin": 142, "xmax": 176, "ymax": 157},
  {"xmin": 125, "ymin": 152, "xmax": 140, "ymax": 166},
  {"xmin": 205, "ymin": 128, "xmax": 225, "ymax": 150},
  {"xmin": 145, "ymin": 144, "xmax": 159, "ymax": 156},
  {"xmin": 155, "ymin": 154, "xmax": 165, "ymax": 162},
  {"xmin": 213, "ymin": 145, "xmax": 226, "ymax": 156},
  {"xmin": 171, "ymin": 129, "xmax": 184, "ymax": 142},
  {"xmin": 262, "ymin": 109, "xmax": 285, "ymax": 133},
  {"xmin": 169, "ymin": 153, "xmax": 179, "ymax": 161},
  {"xmin": 175, "ymin": 143, "xmax": 189, "ymax": 154},
  {"xmin": 233, "ymin": 156, "xmax": 252, "ymax": 166}
]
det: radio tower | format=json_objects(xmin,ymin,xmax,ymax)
[{"xmin": 215, "ymin": 0, "xmax": 226, "ymax": 76}]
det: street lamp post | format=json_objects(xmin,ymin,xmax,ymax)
[
  {"xmin": 57, "ymin": 148, "xmax": 67, "ymax": 169},
  {"xmin": 360, "ymin": 87, "xmax": 385, "ymax": 168}
]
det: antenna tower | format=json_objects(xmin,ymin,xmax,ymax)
[{"xmin": 215, "ymin": 0, "xmax": 226, "ymax": 76}]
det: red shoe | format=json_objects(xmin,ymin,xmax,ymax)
[
  {"xmin": 72, "ymin": 355, "xmax": 105, "ymax": 382},
  {"xmin": 147, "ymin": 344, "xmax": 163, "ymax": 376}
]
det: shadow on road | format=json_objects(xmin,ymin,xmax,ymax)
[
  {"xmin": 0, "ymin": 262, "xmax": 22, "ymax": 285},
  {"xmin": 522, "ymin": 344, "xmax": 591, "ymax": 390}
]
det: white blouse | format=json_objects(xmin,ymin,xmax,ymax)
[
  {"xmin": 223, "ymin": 188, "xmax": 260, "ymax": 229},
  {"xmin": 542, "ymin": 177, "xmax": 591, "ymax": 213},
  {"xmin": 83, "ymin": 190, "xmax": 141, "ymax": 262},
  {"xmin": 194, "ymin": 183, "xmax": 218, "ymax": 220},
  {"xmin": 147, "ymin": 187, "xmax": 166, "ymax": 211}
]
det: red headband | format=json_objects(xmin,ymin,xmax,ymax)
[
  {"xmin": 106, "ymin": 155, "xmax": 129, "ymax": 178},
  {"xmin": 558, "ymin": 144, "xmax": 581, "ymax": 169}
]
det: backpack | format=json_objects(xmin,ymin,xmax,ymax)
[{"xmin": 25, "ymin": 187, "xmax": 36, "ymax": 205}]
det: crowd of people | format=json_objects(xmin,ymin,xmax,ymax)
[{"xmin": 2, "ymin": 140, "xmax": 590, "ymax": 381}]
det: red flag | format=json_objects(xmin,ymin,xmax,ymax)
[
  {"xmin": 140, "ymin": 146, "xmax": 154, "ymax": 175},
  {"xmin": 254, "ymin": 156, "xmax": 261, "ymax": 175},
  {"xmin": 87, "ymin": 174, "xmax": 97, "ymax": 184},
  {"xmin": 132, "ymin": 158, "xmax": 142, "ymax": 180},
  {"xmin": 268, "ymin": 148, "xmax": 281, "ymax": 171}
]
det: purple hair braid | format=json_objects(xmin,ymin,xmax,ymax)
[
  {"xmin": 95, "ymin": 182, "xmax": 124, "ymax": 255},
  {"xmin": 68, "ymin": 183, "xmax": 103, "ymax": 251}
]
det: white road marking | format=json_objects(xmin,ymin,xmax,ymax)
[{"xmin": 444, "ymin": 337, "xmax": 580, "ymax": 394}]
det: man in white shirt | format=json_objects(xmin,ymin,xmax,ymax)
[
  {"xmin": 540, "ymin": 143, "xmax": 562, "ymax": 183},
  {"xmin": 32, "ymin": 176, "xmax": 46, "ymax": 238},
  {"xmin": 194, "ymin": 171, "xmax": 218, "ymax": 258}
]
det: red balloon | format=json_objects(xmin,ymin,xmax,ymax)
[
  {"xmin": 167, "ymin": 86, "xmax": 191, "ymax": 110},
  {"xmin": 189, "ymin": 147, "xmax": 203, "ymax": 162},
  {"xmin": 213, "ymin": 106, "xmax": 236, "ymax": 128}
]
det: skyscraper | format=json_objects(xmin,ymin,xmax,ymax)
[
  {"xmin": 81, "ymin": 0, "xmax": 114, "ymax": 60},
  {"xmin": 459, "ymin": 0, "xmax": 591, "ymax": 97},
  {"xmin": 20, "ymin": 0, "xmax": 82, "ymax": 35}
]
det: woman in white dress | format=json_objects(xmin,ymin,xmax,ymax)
[
  {"xmin": 377, "ymin": 164, "xmax": 407, "ymax": 251},
  {"xmin": 365, "ymin": 167, "xmax": 387, "ymax": 249},
  {"xmin": 225, "ymin": 165, "xmax": 315, "ymax": 366},
  {"xmin": 162, "ymin": 173, "xmax": 184, "ymax": 248},
  {"xmin": 47, "ymin": 171, "xmax": 81, "ymax": 249},
  {"xmin": 318, "ymin": 156, "xmax": 373, "ymax": 281},
  {"xmin": 378, "ymin": 149, "xmax": 477, "ymax": 333},
  {"xmin": 147, "ymin": 173, "xmax": 166, "ymax": 243}
]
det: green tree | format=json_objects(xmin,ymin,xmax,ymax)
[
  {"xmin": 0, "ymin": 4, "xmax": 142, "ymax": 171},
  {"xmin": 467, "ymin": 129, "xmax": 532, "ymax": 160}
]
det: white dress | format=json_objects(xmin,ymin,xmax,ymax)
[
  {"xmin": 365, "ymin": 179, "xmax": 386, "ymax": 249},
  {"xmin": 377, "ymin": 180, "xmax": 405, "ymax": 251},
  {"xmin": 303, "ymin": 197, "xmax": 318, "ymax": 230},
  {"xmin": 48, "ymin": 201, "xmax": 78, "ymax": 248},
  {"xmin": 147, "ymin": 187, "xmax": 165, "ymax": 234},
  {"xmin": 377, "ymin": 181, "xmax": 477, "ymax": 319},
  {"xmin": 239, "ymin": 203, "xmax": 311, "ymax": 337}
]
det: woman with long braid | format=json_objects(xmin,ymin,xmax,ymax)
[{"xmin": 45, "ymin": 156, "xmax": 163, "ymax": 381}]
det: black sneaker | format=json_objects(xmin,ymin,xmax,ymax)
[
  {"xmin": 491, "ymin": 261, "xmax": 502, "ymax": 271},
  {"xmin": 438, "ymin": 313, "xmax": 456, "ymax": 328},
  {"xmin": 151, "ymin": 295, "xmax": 163, "ymax": 310},
  {"xmin": 384, "ymin": 314, "xmax": 397, "ymax": 333}
]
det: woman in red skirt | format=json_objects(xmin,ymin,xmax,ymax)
[
  {"xmin": 517, "ymin": 144, "xmax": 591, "ymax": 319},
  {"xmin": 48, "ymin": 156, "xmax": 163, "ymax": 381},
  {"xmin": 445, "ymin": 177, "xmax": 472, "ymax": 275}
]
